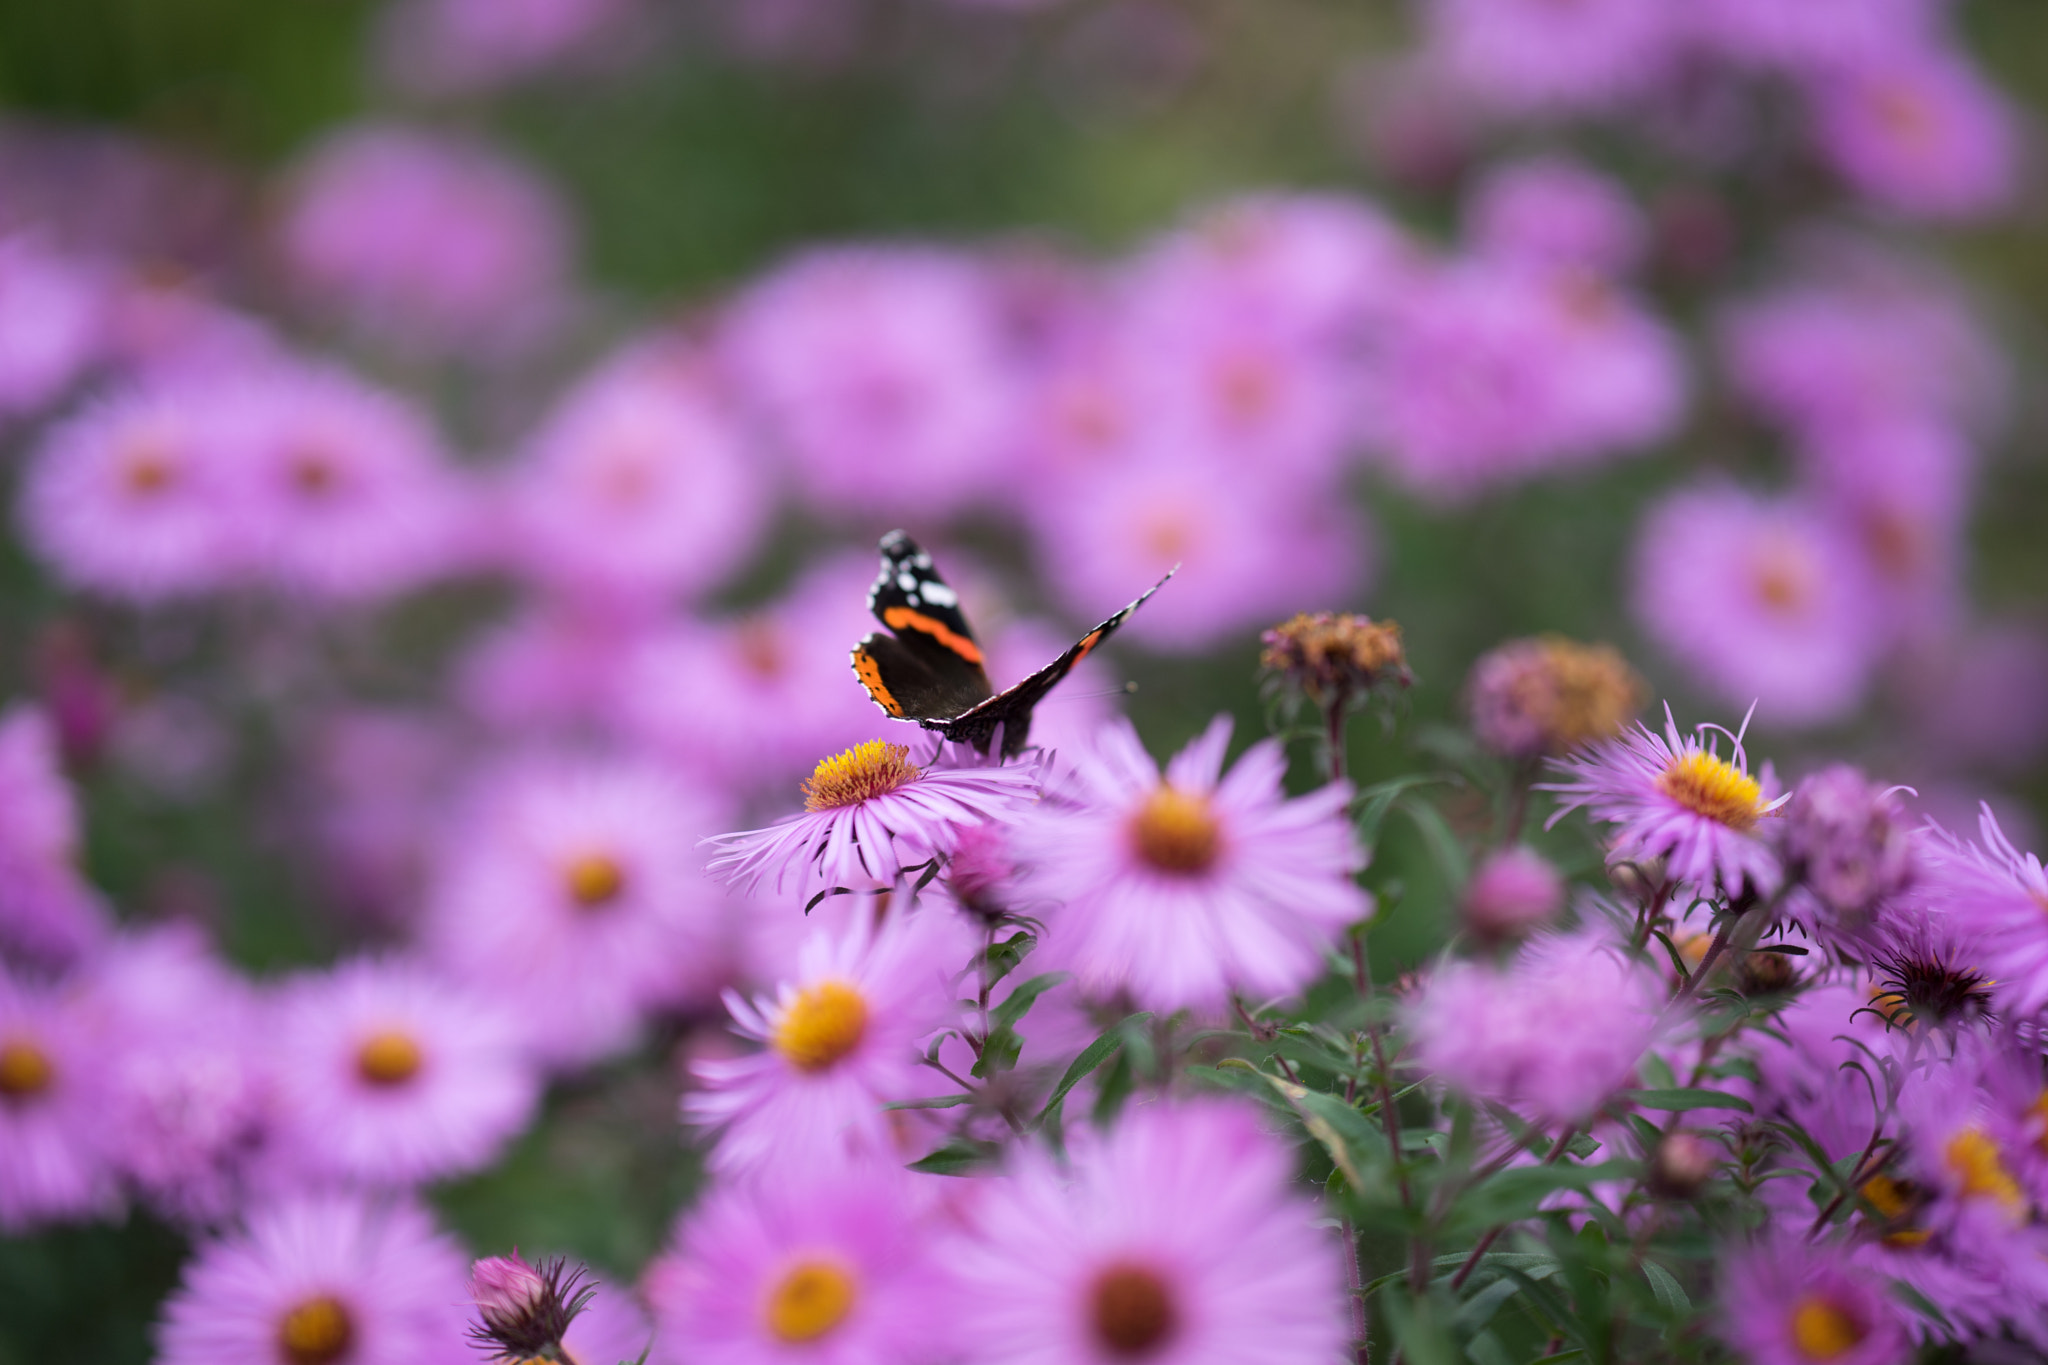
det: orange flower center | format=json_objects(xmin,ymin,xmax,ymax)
[
  {"xmin": 356, "ymin": 1029, "xmax": 424, "ymax": 1087},
  {"xmin": 1128, "ymin": 786, "xmax": 1221, "ymax": 876},
  {"xmin": 0, "ymin": 1038, "xmax": 54, "ymax": 1099},
  {"xmin": 1089, "ymin": 1261, "xmax": 1180, "ymax": 1358},
  {"xmin": 773, "ymin": 980, "xmax": 869, "ymax": 1072},
  {"xmin": 563, "ymin": 852, "xmax": 627, "ymax": 909},
  {"xmin": 764, "ymin": 1260, "xmax": 857, "ymax": 1343},
  {"xmin": 1789, "ymin": 1295, "xmax": 1865, "ymax": 1361},
  {"xmin": 278, "ymin": 1294, "xmax": 354, "ymax": 1365},
  {"xmin": 1656, "ymin": 751, "xmax": 1765, "ymax": 831}
]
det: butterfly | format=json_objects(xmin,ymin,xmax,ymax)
[{"xmin": 849, "ymin": 530, "xmax": 1175, "ymax": 758}]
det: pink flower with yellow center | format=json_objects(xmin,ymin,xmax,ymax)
[
  {"xmin": 704, "ymin": 736, "xmax": 1041, "ymax": 905},
  {"xmin": 1543, "ymin": 704, "xmax": 1787, "ymax": 896},
  {"xmin": 1717, "ymin": 1237, "xmax": 1908, "ymax": 1365},
  {"xmin": 1012, "ymin": 715, "xmax": 1369, "ymax": 1015},
  {"xmin": 685, "ymin": 910, "xmax": 966, "ymax": 1179}
]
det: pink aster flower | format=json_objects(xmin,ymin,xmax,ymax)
[
  {"xmin": 720, "ymin": 246, "xmax": 1020, "ymax": 518},
  {"xmin": 0, "ymin": 234, "xmax": 107, "ymax": 415},
  {"xmin": 498, "ymin": 344, "xmax": 773, "ymax": 602},
  {"xmin": 1629, "ymin": 483, "xmax": 1887, "ymax": 727},
  {"xmin": 1917, "ymin": 806, "xmax": 2048, "ymax": 1019},
  {"xmin": 1808, "ymin": 38, "xmax": 2019, "ymax": 221},
  {"xmin": 18, "ymin": 379, "xmax": 241, "ymax": 600},
  {"xmin": 1420, "ymin": 0, "xmax": 1683, "ymax": 118},
  {"xmin": 423, "ymin": 755, "xmax": 734, "ymax": 1067},
  {"xmin": 950, "ymin": 1099, "xmax": 1348, "ymax": 1365},
  {"xmin": 684, "ymin": 909, "xmax": 966, "ymax": 1179},
  {"xmin": 228, "ymin": 361, "xmax": 472, "ymax": 602},
  {"xmin": 377, "ymin": 0, "xmax": 636, "ymax": 96},
  {"xmin": 705, "ymin": 735, "xmax": 1042, "ymax": 905},
  {"xmin": 1798, "ymin": 416, "xmax": 1970, "ymax": 638},
  {"xmin": 1012, "ymin": 714, "xmax": 1370, "ymax": 1015},
  {"xmin": 1465, "ymin": 156, "xmax": 1647, "ymax": 276},
  {"xmin": 156, "ymin": 1192, "xmax": 471, "ymax": 1365},
  {"xmin": 1407, "ymin": 926, "xmax": 1667, "ymax": 1123},
  {"xmin": 1716, "ymin": 1236, "xmax": 1910, "ymax": 1365},
  {"xmin": 0, "ymin": 703, "xmax": 109, "ymax": 968},
  {"xmin": 1690, "ymin": 0, "xmax": 1944, "ymax": 73},
  {"xmin": 454, "ymin": 593, "xmax": 665, "ymax": 734},
  {"xmin": 646, "ymin": 1162, "xmax": 950, "ymax": 1365},
  {"xmin": 0, "ymin": 965, "xmax": 119, "ymax": 1230},
  {"xmin": 1544, "ymin": 705, "xmax": 1786, "ymax": 897},
  {"xmin": 270, "ymin": 956, "xmax": 541, "ymax": 1187},
  {"xmin": 1025, "ymin": 453, "xmax": 1368, "ymax": 653},
  {"xmin": 277, "ymin": 124, "xmax": 575, "ymax": 360}
]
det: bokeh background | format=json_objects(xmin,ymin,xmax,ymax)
[{"xmin": 1, "ymin": 1, "xmax": 2046, "ymax": 1360}]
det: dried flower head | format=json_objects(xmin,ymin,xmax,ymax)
[
  {"xmin": 468, "ymin": 1252, "xmax": 596, "ymax": 1361},
  {"xmin": 1260, "ymin": 612, "xmax": 1410, "ymax": 710},
  {"xmin": 1468, "ymin": 634, "xmax": 1644, "ymax": 760}
]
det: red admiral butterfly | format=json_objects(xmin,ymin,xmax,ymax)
[{"xmin": 850, "ymin": 531, "xmax": 1175, "ymax": 758}]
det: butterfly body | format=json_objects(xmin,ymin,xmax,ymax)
[{"xmin": 850, "ymin": 530, "xmax": 1173, "ymax": 758}]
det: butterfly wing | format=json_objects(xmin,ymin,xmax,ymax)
[
  {"xmin": 940, "ymin": 563, "xmax": 1178, "ymax": 757},
  {"xmin": 852, "ymin": 633, "xmax": 998, "ymax": 723},
  {"xmin": 864, "ymin": 530, "xmax": 995, "ymax": 702}
]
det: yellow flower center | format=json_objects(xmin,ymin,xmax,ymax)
[
  {"xmin": 278, "ymin": 1294, "xmax": 354, "ymax": 1365},
  {"xmin": 1789, "ymin": 1295, "xmax": 1865, "ymax": 1361},
  {"xmin": 355, "ymin": 1029, "xmax": 424, "ymax": 1087},
  {"xmin": 1656, "ymin": 751, "xmax": 1765, "ymax": 831},
  {"xmin": 2030, "ymin": 1091, "xmax": 2048, "ymax": 1155},
  {"xmin": 802, "ymin": 741, "xmax": 920, "ymax": 813},
  {"xmin": 563, "ymin": 852, "xmax": 627, "ymax": 909},
  {"xmin": 1089, "ymin": 1261, "xmax": 1180, "ymax": 1358},
  {"xmin": 773, "ymin": 980, "xmax": 869, "ymax": 1072},
  {"xmin": 0, "ymin": 1038, "xmax": 54, "ymax": 1099},
  {"xmin": 1944, "ymin": 1128, "xmax": 2026, "ymax": 1215},
  {"xmin": 1858, "ymin": 1174, "xmax": 1930, "ymax": 1248},
  {"xmin": 764, "ymin": 1259, "xmax": 857, "ymax": 1343},
  {"xmin": 1128, "ymin": 786, "xmax": 1222, "ymax": 876}
]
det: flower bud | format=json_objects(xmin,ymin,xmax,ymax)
[
  {"xmin": 1646, "ymin": 1131, "xmax": 1717, "ymax": 1200},
  {"xmin": 1775, "ymin": 765, "xmax": 1916, "ymax": 942},
  {"xmin": 1737, "ymin": 949, "xmax": 1797, "ymax": 995},
  {"xmin": 467, "ymin": 1253, "xmax": 595, "ymax": 1361},
  {"xmin": 1460, "ymin": 846, "xmax": 1564, "ymax": 942}
]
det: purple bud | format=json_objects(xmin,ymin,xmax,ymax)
[
  {"xmin": 1460, "ymin": 846, "xmax": 1564, "ymax": 941},
  {"xmin": 1776, "ymin": 765, "xmax": 1917, "ymax": 938}
]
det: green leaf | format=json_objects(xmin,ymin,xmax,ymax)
[
  {"xmin": 1219, "ymin": 1066, "xmax": 1381, "ymax": 1190},
  {"xmin": 979, "ymin": 931, "xmax": 1036, "ymax": 987},
  {"xmin": 1400, "ymin": 797, "xmax": 1471, "ymax": 883},
  {"xmin": 1636, "ymin": 1052, "xmax": 1678, "ymax": 1091},
  {"xmin": 1447, "ymin": 1162, "xmax": 1635, "ymax": 1233},
  {"xmin": 906, "ymin": 1138, "xmax": 1001, "ymax": 1176},
  {"xmin": 1379, "ymin": 1286, "xmax": 1457, "ymax": 1365},
  {"xmin": 1031, "ymin": 1012, "xmax": 1150, "ymax": 1130},
  {"xmin": 1640, "ymin": 1259, "xmax": 1690, "ymax": 1317},
  {"xmin": 1465, "ymin": 1331, "xmax": 1516, "ymax": 1365},
  {"xmin": 1452, "ymin": 1276, "xmax": 1522, "ymax": 1335},
  {"xmin": 1625, "ymin": 1088, "xmax": 1753, "ymax": 1114},
  {"xmin": 882, "ymin": 1094, "xmax": 974, "ymax": 1111},
  {"xmin": 989, "ymin": 972, "xmax": 1067, "ymax": 1031},
  {"xmin": 1353, "ymin": 774, "xmax": 1454, "ymax": 848}
]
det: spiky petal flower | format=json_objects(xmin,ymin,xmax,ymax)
[
  {"xmin": 156, "ymin": 1192, "xmax": 471, "ymax": 1365},
  {"xmin": 646, "ymin": 1161, "xmax": 950, "ymax": 1365},
  {"xmin": 1543, "ymin": 704, "xmax": 1786, "ymax": 896},
  {"xmin": 685, "ymin": 910, "xmax": 965, "ymax": 1179},
  {"xmin": 1915, "ymin": 806, "xmax": 2048, "ymax": 1018},
  {"xmin": 1716, "ymin": 1236, "xmax": 1909, "ymax": 1365},
  {"xmin": 949, "ymin": 1099, "xmax": 1348, "ymax": 1365},
  {"xmin": 1012, "ymin": 715, "xmax": 1370, "ymax": 1015},
  {"xmin": 704, "ymin": 736, "xmax": 1041, "ymax": 904}
]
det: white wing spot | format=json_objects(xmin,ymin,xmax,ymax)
[
  {"xmin": 919, "ymin": 581, "xmax": 959, "ymax": 607},
  {"xmin": 897, "ymin": 572, "xmax": 918, "ymax": 591}
]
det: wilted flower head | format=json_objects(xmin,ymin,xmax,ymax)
[
  {"xmin": 1776, "ymin": 766, "xmax": 1918, "ymax": 944},
  {"xmin": 1014, "ymin": 715, "xmax": 1370, "ymax": 1015},
  {"xmin": 1259, "ymin": 611, "xmax": 1409, "ymax": 711},
  {"xmin": 1544, "ymin": 705, "xmax": 1786, "ymax": 897},
  {"xmin": 1717, "ymin": 1236, "xmax": 1910, "ymax": 1365},
  {"xmin": 1407, "ymin": 926, "xmax": 1667, "ymax": 1122},
  {"xmin": 468, "ymin": 1253, "xmax": 594, "ymax": 1362},
  {"xmin": 1467, "ymin": 635, "xmax": 1643, "ymax": 760}
]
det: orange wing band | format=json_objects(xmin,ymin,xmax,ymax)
[
  {"xmin": 882, "ymin": 607, "xmax": 985, "ymax": 665},
  {"xmin": 1070, "ymin": 628, "xmax": 1105, "ymax": 665},
  {"xmin": 852, "ymin": 648, "xmax": 904, "ymax": 716}
]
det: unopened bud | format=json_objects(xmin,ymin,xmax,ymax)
[
  {"xmin": 467, "ymin": 1253, "xmax": 595, "ymax": 1361},
  {"xmin": 1646, "ymin": 1132, "xmax": 1717, "ymax": 1200},
  {"xmin": 1737, "ymin": 950, "xmax": 1797, "ymax": 995},
  {"xmin": 1460, "ymin": 846, "xmax": 1564, "ymax": 942}
]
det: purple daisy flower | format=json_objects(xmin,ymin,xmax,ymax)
[
  {"xmin": 156, "ymin": 1192, "xmax": 472, "ymax": 1365},
  {"xmin": 1012, "ymin": 715, "xmax": 1370, "ymax": 1016},
  {"xmin": 646, "ymin": 1162, "xmax": 950, "ymax": 1365},
  {"xmin": 1459, "ymin": 845, "xmax": 1565, "ymax": 942},
  {"xmin": 1407, "ymin": 926, "xmax": 1667, "ymax": 1124},
  {"xmin": 704, "ymin": 735, "xmax": 1042, "ymax": 904},
  {"xmin": 1716, "ymin": 1236, "xmax": 1910, "ymax": 1365},
  {"xmin": 1421, "ymin": 0, "xmax": 1683, "ymax": 118},
  {"xmin": 685, "ymin": 909, "xmax": 964, "ymax": 1179},
  {"xmin": 1917, "ymin": 806, "xmax": 2048, "ymax": 1018},
  {"xmin": 1543, "ymin": 704, "xmax": 1787, "ymax": 897},
  {"xmin": 949, "ymin": 1099, "xmax": 1348, "ymax": 1365},
  {"xmin": 423, "ymin": 754, "xmax": 734, "ymax": 1067},
  {"xmin": 0, "ymin": 964, "xmax": 119, "ymax": 1231},
  {"xmin": 270, "ymin": 956, "xmax": 542, "ymax": 1187}
]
